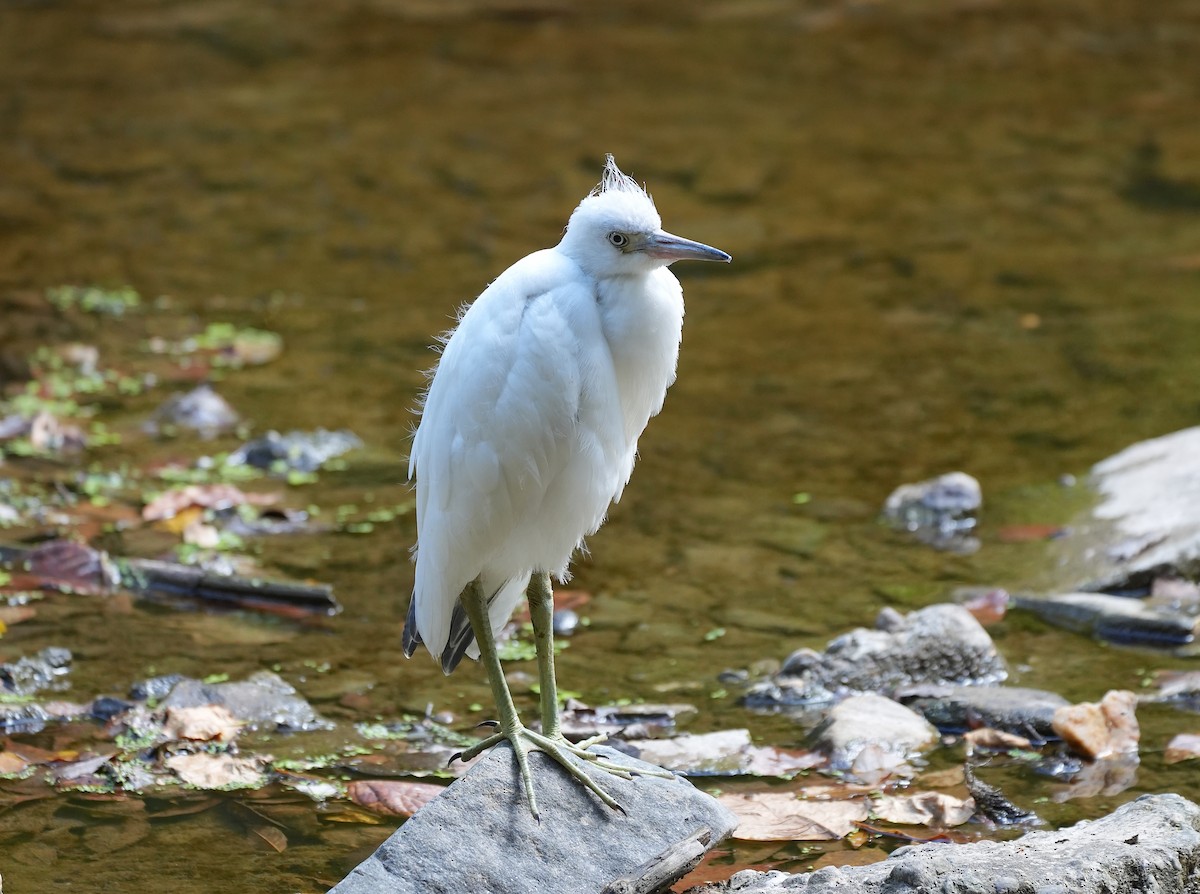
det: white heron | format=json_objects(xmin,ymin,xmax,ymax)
[{"xmin": 404, "ymin": 155, "xmax": 730, "ymax": 817}]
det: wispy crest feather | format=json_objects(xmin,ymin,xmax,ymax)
[{"xmin": 592, "ymin": 154, "xmax": 650, "ymax": 201}]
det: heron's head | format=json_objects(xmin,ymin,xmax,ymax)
[{"xmin": 559, "ymin": 155, "xmax": 731, "ymax": 277}]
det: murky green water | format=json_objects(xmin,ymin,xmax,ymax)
[{"xmin": 4, "ymin": 0, "xmax": 1200, "ymax": 889}]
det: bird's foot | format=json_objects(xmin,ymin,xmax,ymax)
[{"xmin": 450, "ymin": 723, "xmax": 672, "ymax": 819}]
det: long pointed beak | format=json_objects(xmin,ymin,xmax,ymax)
[{"xmin": 642, "ymin": 230, "xmax": 732, "ymax": 263}]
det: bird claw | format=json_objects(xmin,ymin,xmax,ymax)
[{"xmin": 476, "ymin": 719, "xmax": 500, "ymax": 730}]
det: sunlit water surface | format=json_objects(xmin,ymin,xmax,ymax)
[{"xmin": 3, "ymin": 1, "xmax": 1200, "ymax": 889}]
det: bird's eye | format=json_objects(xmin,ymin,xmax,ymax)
[{"xmin": 607, "ymin": 232, "xmax": 628, "ymax": 248}]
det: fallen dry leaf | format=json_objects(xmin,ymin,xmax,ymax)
[
  {"xmin": 2, "ymin": 741, "xmax": 78, "ymax": 764},
  {"xmin": 165, "ymin": 752, "xmax": 266, "ymax": 789},
  {"xmin": 251, "ymin": 824, "xmax": 288, "ymax": 852},
  {"xmin": 142, "ymin": 484, "xmax": 277, "ymax": 522},
  {"xmin": 743, "ymin": 744, "xmax": 825, "ymax": 777},
  {"xmin": 181, "ymin": 519, "xmax": 222, "ymax": 548},
  {"xmin": 849, "ymin": 742, "xmax": 914, "ymax": 786},
  {"xmin": 26, "ymin": 539, "xmax": 119, "ymax": 595},
  {"xmin": 629, "ymin": 729, "xmax": 823, "ymax": 777},
  {"xmin": 958, "ymin": 588, "xmax": 1010, "ymax": 625},
  {"xmin": 347, "ymin": 780, "xmax": 445, "ymax": 817},
  {"xmin": 1164, "ymin": 733, "xmax": 1200, "ymax": 764},
  {"xmin": 996, "ymin": 525, "xmax": 1065, "ymax": 543},
  {"xmin": 871, "ymin": 791, "xmax": 976, "ymax": 827},
  {"xmin": 0, "ymin": 750, "xmax": 30, "ymax": 774},
  {"xmin": 963, "ymin": 727, "xmax": 1033, "ymax": 751},
  {"xmin": 1052, "ymin": 690, "xmax": 1139, "ymax": 759},
  {"xmin": 718, "ymin": 792, "xmax": 869, "ymax": 841},
  {"xmin": 27, "ymin": 410, "xmax": 86, "ymax": 452},
  {"xmin": 163, "ymin": 705, "xmax": 243, "ymax": 743},
  {"xmin": 0, "ymin": 605, "xmax": 36, "ymax": 627}
]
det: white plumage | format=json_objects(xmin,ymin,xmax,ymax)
[{"xmin": 405, "ymin": 156, "xmax": 730, "ymax": 674}]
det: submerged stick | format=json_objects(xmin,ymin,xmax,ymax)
[{"xmin": 0, "ymin": 542, "xmax": 340, "ymax": 618}]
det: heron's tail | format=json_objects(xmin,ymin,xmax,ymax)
[
  {"xmin": 439, "ymin": 571, "xmax": 531, "ymax": 674},
  {"xmin": 402, "ymin": 597, "xmax": 422, "ymax": 657}
]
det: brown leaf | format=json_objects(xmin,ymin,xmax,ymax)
[
  {"xmin": 743, "ymin": 745, "xmax": 826, "ymax": 777},
  {"xmin": 959, "ymin": 588, "xmax": 1010, "ymax": 625},
  {"xmin": 2, "ymin": 740, "xmax": 77, "ymax": 765},
  {"xmin": 251, "ymin": 824, "xmax": 288, "ymax": 852},
  {"xmin": 871, "ymin": 791, "xmax": 976, "ymax": 826},
  {"xmin": 162, "ymin": 705, "xmax": 243, "ymax": 743},
  {"xmin": 628, "ymin": 729, "xmax": 822, "ymax": 777},
  {"xmin": 143, "ymin": 484, "xmax": 277, "ymax": 521},
  {"xmin": 1052, "ymin": 690, "xmax": 1139, "ymax": 759},
  {"xmin": 0, "ymin": 605, "xmax": 36, "ymax": 627},
  {"xmin": 963, "ymin": 727, "xmax": 1033, "ymax": 751},
  {"xmin": 346, "ymin": 780, "xmax": 445, "ymax": 817},
  {"xmin": 1164, "ymin": 733, "xmax": 1200, "ymax": 764},
  {"xmin": 27, "ymin": 540, "xmax": 118, "ymax": 595},
  {"xmin": 27, "ymin": 410, "xmax": 87, "ymax": 452},
  {"xmin": 164, "ymin": 753, "xmax": 266, "ymax": 789},
  {"xmin": 718, "ymin": 792, "xmax": 869, "ymax": 841},
  {"xmin": 0, "ymin": 750, "xmax": 30, "ymax": 774},
  {"xmin": 996, "ymin": 524, "xmax": 1065, "ymax": 543}
]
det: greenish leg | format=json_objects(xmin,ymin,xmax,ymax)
[
  {"xmin": 452, "ymin": 576, "xmax": 643, "ymax": 817},
  {"xmin": 527, "ymin": 571, "xmax": 561, "ymax": 738},
  {"xmin": 457, "ymin": 578, "xmax": 539, "ymax": 814}
]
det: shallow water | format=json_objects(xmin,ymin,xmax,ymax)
[{"xmin": 4, "ymin": 0, "xmax": 1200, "ymax": 889}]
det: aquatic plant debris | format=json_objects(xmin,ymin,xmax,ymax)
[{"xmin": 46, "ymin": 285, "xmax": 141, "ymax": 316}]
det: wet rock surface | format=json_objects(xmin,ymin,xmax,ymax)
[
  {"xmin": 1051, "ymin": 426, "xmax": 1200, "ymax": 593},
  {"xmin": 685, "ymin": 794, "xmax": 1200, "ymax": 893},
  {"xmin": 158, "ymin": 670, "xmax": 330, "ymax": 732},
  {"xmin": 811, "ymin": 694, "xmax": 936, "ymax": 777},
  {"xmin": 226, "ymin": 428, "xmax": 363, "ymax": 473},
  {"xmin": 1014, "ymin": 591, "xmax": 1197, "ymax": 650},
  {"xmin": 745, "ymin": 604, "xmax": 1006, "ymax": 707},
  {"xmin": 329, "ymin": 744, "xmax": 738, "ymax": 894},
  {"xmin": 881, "ymin": 471, "xmax": 981, "ymax": 553},
  {"xmin": 0, "ymin": 646, "xmax": 72, "ymax": 697},
  {"xmin": 144, "ymin": 383, "xmax": 239, "ymax": 438},
  {"xmin": 899, "ymin": 684, "xmax": 1069, "ymax": 738}
]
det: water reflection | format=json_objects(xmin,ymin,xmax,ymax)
[{"xmin": 3, "ymin": 1, "xmax": 1200, "ymax": 890}]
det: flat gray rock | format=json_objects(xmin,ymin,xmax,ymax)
[
  {"xmin": 329, "ymin": 744, "xmax": 738, "ymax": 894},
  {"xmin": 1052, "ymin": 426, "xmax": 1200, "ymax": 592},
  {"xmin": 899, "ymin": 684, "xmax": 1070, "ymax": 738},
  {"xmin": 160, "ymin": 670, "xmax": 329, "ymax": 732},
  {"xmin": 686, "ymin": 793, "xmax": 1200, "ymax": 893},
  {"xmin": 746, "ymin": 604, "xmax": 1006, "ymax": 707},
  {"xmin": 1014, "ymin": 591, "xmax": 1197, "ymax": 649},
  {"xmin": 812, "ymin": 694, "xmax": 937, "ymax": 770}
]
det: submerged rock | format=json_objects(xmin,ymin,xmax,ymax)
[
  {"xmin": 882, "ymin": 471, "xmax": 981, "ymax": 553},
  {"xmin": 1014, "ymin": 591, "xmax": 1197, "ymax": 650},
  {"xmin": 0, "ymin": 646, "xmax": 72, "ymax": 697},
  {"xmin": 145, "ymin": 383, "xmax": 239, "ymax": 438},
  {"xmin": 900, "ymin": 684, "xmax": 1069, "ymax": 739},
  {"xmin": 745, "ymin": 604, "xmax": 1006, "ymax": 708},
  {"xmin": 329, "ymin": 743, "xmax": 737, "ymax": 894},
  {"xmin": 810, "ymin": 694, "xmax": 937, "ymax": 779},
  {"xmin": 226, "ymin": 428, "xmax": 362, "ymax": 473},
  {"xmin": 0, "ymin": 703, "xmax": 51, "ymax": 735},
  {"xmin": 685, "ymin": 793, "xmax": 1200, "ymax": 893},
  {"xmin": 159, "ymin": 670, "xmax": 330, "ymax": 732}
]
